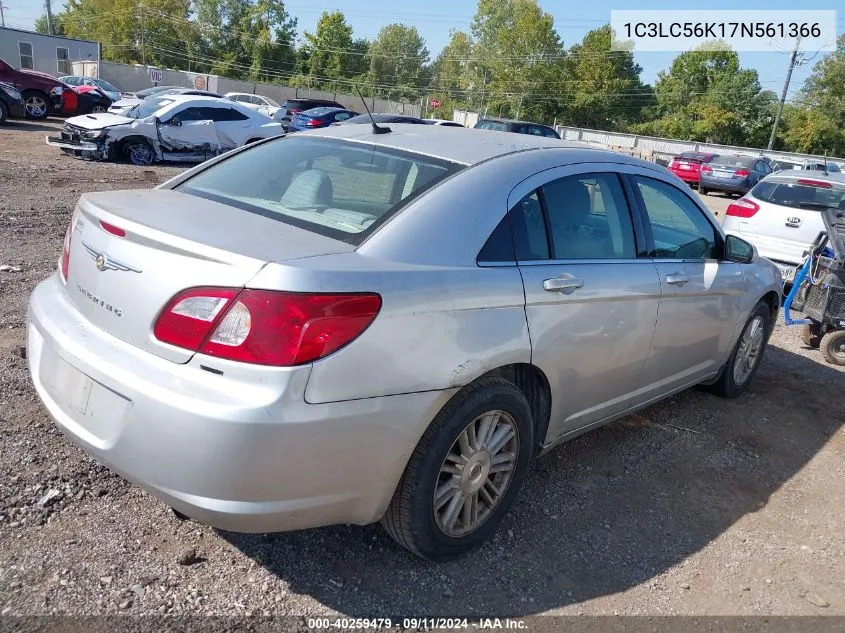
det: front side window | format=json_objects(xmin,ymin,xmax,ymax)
[
  {"xmin": 201, "ymin": 107, "xmax": 248, "ymax": 122},
  {"xmin": 178, "ymin": 137, "xmax": 461, "ymax": 244},
  {"xmin": 634, "ymin": 176, "xmax": 719, "ymax": 259},
  {"xmin": 19, "ymin": 43, "xmax": 33, "ymax": 70},
  {"xmin": 541, "ymin": 173, "xmax": 636, "ymax": 259},
  {"xmin": 56, "ymin": 48, "xmax": 70, "ymax": 74}
]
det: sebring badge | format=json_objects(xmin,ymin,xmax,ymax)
[{"xmin": 82, "ymin": 242, "xmax": 142, "ymax": 273}]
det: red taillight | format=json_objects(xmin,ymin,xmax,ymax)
[
  {"xmin": 726, "ymin": 197, "xmax": 760, "ymax": 218},
  {"xmin": 670, "ymin": 160, "xmax": 679, "ymax": 168},
  {"xmin": 99, "ymin": 220, "xmax": 126, "ymax": 237},
  {"xmin": 701, "ymin": 165, "xmax": 712, "ymax": 174},
  {"xmin": 796, "ymin": 179, "xmax": 832, "ymax": 188},
  {"xmin": 306, "ymin": 119, "xmax": 319, "ymax": 127},
  {"xmin": 154, "ymin": 288, "xmax": 382, "ymax": 366},
  {"xmin": 734, "ymin": 169, "xmax": 750, "ymax": 177}
]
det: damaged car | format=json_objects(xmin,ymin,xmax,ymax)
[{"xmin": 46, "ymin": 95, "xmax": 283, "ymax": 166}]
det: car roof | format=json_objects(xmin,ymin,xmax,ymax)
[
  {"xmin": 764, "ymin": 169, "xmax": 845, "ymax": 189},
  {"xmin": 304, "ymin": 123, "xmax": 650, "ymax": 166}
]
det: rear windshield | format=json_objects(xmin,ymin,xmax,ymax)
[
  {"xmin": 750, "ymin": 180, "xmax": 845, "ymax": 210},
  {"xmin": 178, "ymin": 137, "xmax": 462, "ymax": 245},
  {"xmin": 711, "ymin": 155, "xmax": 755, "ymax": 168},
  {"xmin": 475, "ymin": 120, "xmax": 509, "ymax": 132}
]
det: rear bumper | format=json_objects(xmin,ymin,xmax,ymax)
[
  {"xmin": 27, "ymin": 274, "xmax": 451, "ymax": 533},
  {"xmin": 700, "ymin": 176, "xmax": 750, "ymax": 193},
  {"xmin": 669, "ymin": 169, "xmax": 699, "ymax": 183}
]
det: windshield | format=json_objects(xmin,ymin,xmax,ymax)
[
  {"xmin": 711, "ymin": 155, "xmax": 755, "ymax": 168},
  {"xmin": 129, "ymin": 97, "xmax": 174, "ymax": 119},
  {"xmin": 93, "ymin": 79, "xmax": 119, "ymax": 93},
  {"xmin": 178, "ymin": 137, "xmax": 462, "ymax": 245},
  {"xmin": 751, "ymin": 180, "xmax": 845, "ymax": 210},
  {"xmin": 261, "ymin": 96, "xmax": 280, "ymax": 107}
]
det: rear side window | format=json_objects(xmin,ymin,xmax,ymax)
[
  {"xmin": 750, "ymin": 180, "xmax": 845, "ymax": 210},
  {"xmin": 178, "ymin": 137, "xmax": 462, "ymax": 245},
  {"xmin": 475, "ymin": 120, "xmax": 509, "ymax": 132}
]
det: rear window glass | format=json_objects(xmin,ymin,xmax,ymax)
[
  {"xmin": 751, "ymin": 180, "xmax": 845, "ymax": 210},
  {"xmin": 178, "ymin": 137, "xmax": 462, "ymax": 245},
  {"xmin": 475, "ymin": 120, "xmax": 509, "ymax": 132},
  {"xmin": 711, "ymin": 155, "xmax": 755, "ymax": 168}
]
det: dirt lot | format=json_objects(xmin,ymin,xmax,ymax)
[{"xmin": 0, "ymin": 119, "xmax": 843, "ymax": 617}]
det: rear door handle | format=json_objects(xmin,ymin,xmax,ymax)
[
  {"xmin": 666, "ymin": 273, "xmax": 691, "ymax": 286},
  {"xmin": 543, "ymin": 277, "xmax": 584, "ymax": 294}
]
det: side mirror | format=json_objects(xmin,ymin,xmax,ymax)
[{"xmin": 725, "ymin": 235, "xmax": 756, "ymax": 264}]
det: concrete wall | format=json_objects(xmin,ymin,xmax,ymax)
[
  {"xmin": 453, "ymin": 110, "xmax": 479, "ymax": 128},
  {"xmin": 74, "ymin": 60, "xmax": 421, "ymax": 116},
  {"xmin": 1, "ymin": 27, "xmax": 99, "ymax": 77}
]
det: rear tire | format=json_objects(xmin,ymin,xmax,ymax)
[
  {"xmin": 23, "ymin": 90, "xmax": 50, "ymax": 120},
  {"xmin": 706, "ymin": 302, "xmax": 771, "ymax": 398},
  {"xmin": 800, "ymin": 323, "xmax": 822, "ymax": 348},
  {"xmin": 820, "ymin": 330, "xmax": 845, "ymax": 366},
  {"xmin": 381, "ymin": 377, "xmax": 534, "ymax": 561},
  {"xmin": 699, "ymin": 186, "xmax": 709, "ymax": 195}
]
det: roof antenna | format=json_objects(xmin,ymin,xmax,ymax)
[{"xmin": 355, "ymin": 86, "xmax": 390, "ymax": 135}]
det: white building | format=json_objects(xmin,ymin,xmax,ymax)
[{"xmin": 0, "ymin": 26, "xmax": 99, "ymax": 77}]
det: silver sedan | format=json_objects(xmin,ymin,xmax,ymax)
[{"xmin": 27, "ymin": 124, "xmax": 782, "ymax": 560}]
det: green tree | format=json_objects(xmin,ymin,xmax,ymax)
[
  {"xmin": 429, "ymin": 30, "xmax": 473, "ymax": 119},
  {"xmin": 300, "ymin": 11, "xmax": 354, "ymax": 89},
  {"xmin": 565, "ymin": 25, "xmax": 652, "ymax": 129},
  {"xmin": 35, "ymin": 13, "xmax": 67, "ymax": 36},
  {"xmin": 469, "ymin": 0, "xmax": 566, "ymax": 123},
  {"xmin": 367, "ymin": 24, "xmax": 429, "ymax": 101}
]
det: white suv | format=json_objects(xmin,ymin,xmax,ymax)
[{"xmin": 722, "ymin": 170, "xmax": 845, "ymax": 283}]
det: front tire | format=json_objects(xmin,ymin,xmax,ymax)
[
  {"xmin": 122, "ymin": 139, "xmax": 155, "ymax": 166},
  {"xmin": 699, "ymin": 186, "xmax": 709, "ymax": 196},
  {"xmin": 23, "ymin": 90, "xmax": 50, "ymax": 120},
  {"xmin": 820, "ymin": 330, "xmax": 845, "ymax": 366},
  {"xmin": 381, "ymin": 377, "xmax": 534, "ymax": 561},
  {"xmin": 707, "ymin": 301, "xmax": 771, "ymax": 398}
]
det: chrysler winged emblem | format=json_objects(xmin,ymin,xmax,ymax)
[{"xmin": 82, "ymin": 242, "xmax": 142, "ymax": 273}]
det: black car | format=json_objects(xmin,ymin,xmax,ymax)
[
  {"xmin": 340, "ymin": 113, "xmax": 428, "ymax": 125},
  {"xmin": 0, "ymin": 81, "xmax": 26, "ymax": 123},
  {"xmin": 474, "ymin": 117, "xmax": 560, "ymax": 139},
  {"xmin": 279, "ymin": 98, "xmax": 345, "ymax": 129}
]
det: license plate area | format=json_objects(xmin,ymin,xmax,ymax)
[
  {"xmin": 776, "ymin": 262, "xmax": 797, "ymax": 282},
  {"xmin": 42, "ymin": 354, "xmax": 93, "ymax": 415}
]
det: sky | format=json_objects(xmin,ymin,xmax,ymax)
[{"xmin": 4, "ymin": 0, "xmax": 843, "ymax": 100}]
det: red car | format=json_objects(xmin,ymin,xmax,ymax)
[
  {"xmin": 0, "ymin": 57, "xmax": 67, "ymax": 119},
  {"xmin": 668, "ymin": 152, "xmax": 718, "ymax": 187},
  {"xmin": 50, "ymin": 84, "xmax": 112, "ymax": 116}
]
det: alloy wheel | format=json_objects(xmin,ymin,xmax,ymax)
[
  {"xmin": 433, "ymin": 410, "xmax": 519, "ymax": 537},
  {"xmin": 25, "ymin": 96, "xmax": 47, "ymax": 118},
  {"xmin": 733, "ymin": 316, "xmax": 765, "ymax": 386}
]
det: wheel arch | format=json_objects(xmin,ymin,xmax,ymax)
[
  {"xmin": 760, "ymin": 290, "xmax": 781, "ymax": 333},
  {"xmin": 478, "ymin": 363, "xmax": 552, "ymax": 456}
]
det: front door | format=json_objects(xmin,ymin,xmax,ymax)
[
  {"xmin": 627, "ymin": 172, "xmax": 744, "ymax": 406},
  {"xmin": 511, "ymin": 168, "xmax": 662, "ymax": 444}
]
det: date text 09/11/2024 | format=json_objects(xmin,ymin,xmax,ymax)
[
  {"xmin": 622, "ymin": 22, "xmax": 821, "ymax": 39},
  {"xmin": 306, "ymin": 618, "xmax": 528, "ymax": 630}
]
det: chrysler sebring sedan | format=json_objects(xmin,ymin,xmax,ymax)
[{"xmin": 27, "ymin": 125, "xmax": 782, "ymax": 560}]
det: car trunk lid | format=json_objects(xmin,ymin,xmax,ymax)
[{"xmin": 62, "ymin": 189, "xmax": 355, "ymax": 363}]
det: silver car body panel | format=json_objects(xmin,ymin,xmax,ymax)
[{"xmin": 28, "ymin": 125, "xmax": 784, "ymax": 533}]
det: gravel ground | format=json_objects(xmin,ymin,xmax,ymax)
[{"xmin": 0, "ymin": 119, "xmax": 843, "ymax": 618}]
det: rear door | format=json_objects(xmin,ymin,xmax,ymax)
[
  {"xmin": 627, "ymin": 171, "xmax": 743, "ymax": 404},
  {"xmin": 513, "ymin": 165, "xmax": 661, "ymax": 443}
]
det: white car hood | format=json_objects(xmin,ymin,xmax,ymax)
[{"xmin": 66, "ymin": 112, "xmax": 135, "ymax": 130}]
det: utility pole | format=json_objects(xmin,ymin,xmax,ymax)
[
  {"xmin": 45, "ymin": 0, "xmax": 54, "ymax": 35},
  {"xmin": 768, "ymin": 37, "xmax": 801, "ymax": 150},
  {"xmin": 139, "ymin": 1, "xmax": 146, "ymax": 66},
  {"xmin": 1, "ymin": 2, "xmax": 6, "ymax": 28}
]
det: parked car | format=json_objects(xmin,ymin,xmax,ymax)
[
  {"xmin": 109, "ymin": 88, "xmax": 221, "ymax": 116},
  {"xmin": 58, "ymin": 76, "xmax": 123, "ymax": 102},
  {"xmin": 338, "ymin": 113, "xmax": 428, "ymax": 125},
  {"xmin": 0, "ymin": 81, "xmax": 26, "ymax": 123},
  {"xmin": 133, "ymin": 86, "xmax": 183, "ymax": 99},
  {"xmin": 668, "ymin": 152, "xmax": 718, "ymax": 187},
  {"xmin": 289, "ymin": 107, "xmax": 359, "ymax": 131},
  {"xmin": 0, "ymin": 57, "xmax": 67, "ymax": 119},
  {"xmin": 28, "ymin": 125, "xmax": 781, "ymax": 560},
  {"xmin": 50, "ymin": 84, "xmax": 113, "ymax": 116},
  {"xmin": 423, "ymin": 119, "xmax": 465, "ymax": 127},
  {"xmin": 46, "ymin": 95, "xmax": 282, "ymax": 165},
  {"xmin": 224, "ymin": 92, "xmax": 281, "ymax": 114},
  {"xmin": 722, "ymin": 170, "xmax": 845, "ymax": 284},
  {"xmin": 798, "ymin": 160, "xmax": 842, "ymax": 173},
  {"xmin": 699, "ymin": 155, "xmax": 773, "ymax": 196},
  {"xmin": 474, "ymin": 117, "xmax": 560, "ymax": 139},
  {"xmin": 277, "ymin": 98, "xmax": 345, "ymax": 129}
]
